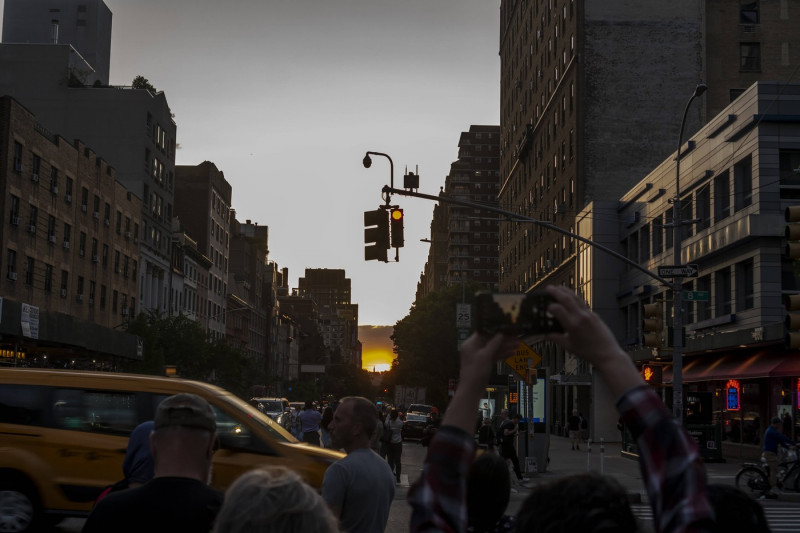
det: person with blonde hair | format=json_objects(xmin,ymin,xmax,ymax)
[{"xmin": 214, "ymin": 466, "xmax": 339, "ymax": 533}]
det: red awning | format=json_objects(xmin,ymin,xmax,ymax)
[{"xmin": 662, "ymin": 350, "xmax": 800, "ymax": 384}]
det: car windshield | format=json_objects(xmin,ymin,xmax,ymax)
[
  {"xmin": 261, "ymin": 401, "xmax": 283, "ymax": 413},
  {"xmin": 406, "ymin": 414, "xmax": 427, "ymax": 422}
]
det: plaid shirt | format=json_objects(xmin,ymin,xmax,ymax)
[
  {"xmin": 410, "ymin": 385, "xmax": 715, "ymax": 533},
  {"xmin": 618, "ymin": 385, "xmax": 715, "ymax": 533},
  {"xmin": 409, "ymin": 425, "xmax": 474, "ymax": 533}
]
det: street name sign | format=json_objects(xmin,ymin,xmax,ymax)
[
  {"xmin": 657, "ymin": 264, "xmax": 699, "ymax": 278},
  {"xmin": 685, "ymin": 290, "xmax": 710, "ymax": 301}
]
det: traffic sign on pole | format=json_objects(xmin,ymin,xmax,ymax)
[
  {"xmin": 685, "ymin": 291, "xmax": 710, "ymax": 301},
  {"xmin": 505, "ymin": 342, "xmax": 542, "ymax": 380},
  {"xmin": 657, "ymin": 264, "xmax": 699, "ymax": 278}
]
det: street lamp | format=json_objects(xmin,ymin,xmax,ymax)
[
  {"xmin": 363, "ymin": 151, "xmax": 395, "ymax": 195},
  {"xmin": 672, "ymin": 83, "xmax": 707, "ymax": 424}
]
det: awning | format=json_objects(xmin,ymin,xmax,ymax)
[{"xmin": 662, "ymin": 350, "xmax": 800, "ymax": 384}]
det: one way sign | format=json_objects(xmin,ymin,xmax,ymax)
[{"xmin": 657, "ymin": 264, "xmax": 699, "ymax": 278}]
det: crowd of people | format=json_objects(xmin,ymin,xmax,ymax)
[{"xmin": 83, "ymin": 285, "xmax": 778, "ymax": 533}]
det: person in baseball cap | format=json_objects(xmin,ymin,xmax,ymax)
[{"xmin": 83, "ymin": 393, "xmax": 223, "ymax": 533}]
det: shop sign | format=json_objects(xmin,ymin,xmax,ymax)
[{"xmin": 726, "ymin": 379, "xmax": 741, "ymax": 411}]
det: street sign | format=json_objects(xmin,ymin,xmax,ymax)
[
  {"xmin": 685, "ymin": 290, "xmax": 710, "ymax": 301},
  {"xmin": 456, "ymin": 303, "xmax": 472, "ymax": 328},
  {"xmin": 657, "ymin": 264, "xmax": 699, "ymax": 278},
  {"xmin": 505, "ymin": 341, "xmax": 542, "ymax": 380}
]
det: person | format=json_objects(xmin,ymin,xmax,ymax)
[
  {"xmin": 298, "ymin": 401, "xmax": 322, "ymax": 446},
  {"xmin": 706, "ymin": 484, "xmax": 769, "ymax": 533},
  {"xmin": 83, "ymin": 393, "xmax": 223, "ymax": 533},
  {"xmin": 322, "ymin": 396, "xmax": 395, "ymax": 532},
  {"xmin": 409, "ymin": 331, "xmax": 519, "ymax": 532},
  {"xmin": 370, "ymin": 408, "xmax": 386, "ymax": 456},
  {"xmin": 320, "ymin": 406, "xmax": 334, "ymax": 448},
  {"xmin": 385, "ymin": 409, "xmax": 404, "ymax": 483},
  {"xmin": 213, "ymin": 465, "xmax": 339, "ymax": 533},
  {"xmin": 762, "ymin": 415, "xmax": 796, "ymax": 498},
  {"xmin": 95, "ymin": 421, "xmax": 155, "ymax": 504},
  {"xmin": 466, "ymin": 452, "xmax": 515, "ymax": 533},
  {"xmin": 420, "ymin": 409, "xmax": 442, "ymax": 447},
  {"xmin": 567, "ymin": 409, "xmax": 581, "ymax": 450},
  {"xmin": 477, "ymin": 417, "xmax": 496, "ymax": 452},
  {"xmin": 498, "ymin": 410, "xmax": 526, "ymax": 483},
  {"xmin": 410, "ymin": 285, "xmax": 715, "ymax": 533}
]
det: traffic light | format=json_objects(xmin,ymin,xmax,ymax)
[
  {"xmin": 364, "ymin": 208, "xmax": 389, "ymax": 262},
  {"xmin": 786, "ymin": 206, "xmax": 800, "ymax": 258},
  {"xmin": 785, "ymin": 294, "xmax": 800, "ymax": 349},
  {"xmin": 390, "ymin": 208, "xmax": 404, "ymax": 248},
  {"xmin": 641, "ymin": 364, "xmax": 662, "ymax": 384},
  {"xmin": 642, "ymin": 302, "xmax": 663, "ymax": 347}
]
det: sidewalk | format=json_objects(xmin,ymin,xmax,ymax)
[{"xmin": 521, "ymin": 434, "xmax": 800, "ymax": 503}]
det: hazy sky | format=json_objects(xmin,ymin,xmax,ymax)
[{"xmin": 0, "ymin": 0, "xmax": 500, "ymax": 327}]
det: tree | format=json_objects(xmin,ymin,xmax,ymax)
[
  {"xmin": 390, "ymin": 282, "xmax": 485, "ymax": 408},
  {"xmin": 131, "ymin": 75, "xmax": 157, "ymax": 93}
]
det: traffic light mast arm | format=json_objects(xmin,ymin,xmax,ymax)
[{"xmin": 382, "ymin": 185, "xmax": 671, "ymax": 286}]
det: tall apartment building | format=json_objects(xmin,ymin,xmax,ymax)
[
  {"xmin": 498, "ymin": 0, "xmax": 800, "ymax": 435},
  {"xmin": 418, "ymin": 126, "xmax": 501, "ymax": 300},
  {"xmin": 2, "ymin": 0, "xmax": 112, "ymax": 85},
  {"xmin": 0, "ymin": 96, "xmax": 140, "ymax": 363},
  {"xmin": 174, "ymin": 162, "xmax": 232, "ymax": 340},
  {"xmin": 1, "ymin": 0, "xmax": 178, "ymax": 316},
  {"xmin": 297, "ymin": 268, "xmax": 360, "ymax": 367}
]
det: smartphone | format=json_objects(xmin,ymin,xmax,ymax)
[{"xmin": 474, "ymin": 291, "xmax": 562, "ymax": 336}]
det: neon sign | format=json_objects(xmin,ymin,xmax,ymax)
[
  {"xmin": 726, "ymin": 379, "xmax": 741, "ymax": 411},
  {"xmin": 797, "ymin": 378, "xmax": 800, "ymax": 411}
]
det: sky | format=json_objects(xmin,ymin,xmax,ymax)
[{"xmin": 0, "ymin": 0, "xmax": 500, "ymax": 364}]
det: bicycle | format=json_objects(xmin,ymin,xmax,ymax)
[{"xmin": 735, "ymin": 445, "xmax": 800, "ymax": 495}]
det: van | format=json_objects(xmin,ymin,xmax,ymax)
[
  {"xmin": 0, "ymin": 369, "xmax": 344, "ymax": 531},
  {"xmin": 248, "ymin": 397, "xmax": 291, "ymax": 428}
]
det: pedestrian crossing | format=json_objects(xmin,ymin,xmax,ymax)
[{"xmin": 631, "ymin": 504, "xmax": 800, "ymax": 532}]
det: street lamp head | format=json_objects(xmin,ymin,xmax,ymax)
[
  {"xmin": 362, "ymin": 154, "xmax": 372, "ymax": 168},
  {"xmin": 694, "ymin": 83, "xmax": 708, "ymax": 98}
]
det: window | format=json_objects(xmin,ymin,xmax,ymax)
[
  {"xmin": 715, "ymin": 267, "xmax": 732, "ymax": 316},
  {"xmin": 680, "ymin": 195, "xmax": 694, "ymax": 239},
  {"xmin": 102, "ymin": 244, "xmax": 109, "ymax": 267},
  {"xmin": 6, "ymin": 249, "xmax": 17, "ymax": 279},
  {"xmin": 112, "ymin": 290, "xmax": 118, "ymax": 313},
  {"xmin": 736, "ymin": 258, "xmax": 755, "ymax": 311},
  {"xmin": 740, "ymin": 43, "xmax": 761, "ymax": 71},
  {"xmin": 696, "ymin": 184, "xmax": 711, "ymax": 231},
  {"xmin": 51, "ymin": 389, "xmax": 137, "ymax": 436},
  {"xmin": 50, "ymin": 167, "xmax": 59, "ymax": 193},
  {"xmin": 115, "ymin": 211, "xmax": 122, "ymax": 234},
  {"xmin": 734, "ymin": 155, "xmax": 753, "ymax": 211},
  {"xmin": 48, "ymin": 216, "xmax": 56, "ymax": 241},
  {"xmin": 100, "ymin": 285, "xmax": 106, "ymax": 308},
  {"xmin": 13, "ymin": 142, "xmax": 23, "ymax": 172},
  {"xmin": 65, "ymin": 177, "xmax": 73, "ymax": 202},
  {"xmin": 114, "ymin": 250, "xmax": 120, "ymax": 273},
  {"xmin": 32, "ymin": 154, "xmax": 41, "ymax": 178},
  {"xmin": 104, "ymin": 203, "xmax": 111, "ymax": 225},
  {"xmin": 44, "ymin": 264, "xmax": 53, "ymax": 292},
  {"xmin": 89, "ymin": 281, "xmax": 96, "ymax": 304},
  {"xmin": 640, "ymin": 224, "xmax": 650, "ymax": 262},
  {"xmin": 91, "ymin": 238, "xmax": 98, "ymax": 259},
  {"xmin": 9, "ymin": 195, "xmax": 20, "ymax": 224},
  {"xmin": 25, "ymin": 257, "xmax": 34, "ymax": 285},
  {"xmin": 714, "ymin": 171, "xmax": 731, "ymax": 222},
  {"xmin": 0, "ymin": 385, "xmax": 46, "ymax": 425},
  {"xmin": 77, "ymin": 276, "xmax": 84, "ymax": 298},
  {"xmin": 60, "ymin": 270, "xmax": 68, "ymax": 293},
  {"xmin": 81, "ymin": 187, "xmax": 89, "ymax": 210},
  {"xmin": 63, "ymin": 223, "xmax": 71, "ymax": 248},
  {"xmin": 740, "ymin": 1, "xmax": 759, "ymax": 23}
]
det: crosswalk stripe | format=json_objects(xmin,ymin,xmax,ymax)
[{"xmin": 630, "ymin": 504, "xmax": 800, "ymax": 532}]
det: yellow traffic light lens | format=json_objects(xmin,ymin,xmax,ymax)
[{"xmin": 391, "ymin": 209, "xmax": 403, "ymax": 221}]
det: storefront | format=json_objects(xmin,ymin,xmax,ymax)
[{"xmin": 663, "ymin": 349, "xmax": 800, "ymax": 454}]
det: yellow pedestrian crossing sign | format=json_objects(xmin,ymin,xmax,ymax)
[{"xmin": 505, "ymin": 341, "xmax": 542, "ymax": 380}]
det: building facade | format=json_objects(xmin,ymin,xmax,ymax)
[{"xmin": 0, "ymin": 96, "xmax": 140, "ymax": 363}]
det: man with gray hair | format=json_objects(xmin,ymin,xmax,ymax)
[
  {"xmin": 83, "ymin": 393, "xmax": 223, "ymax": 532},
  {"xmin": 323, "ymin": 396, "xmax": 395, "ymax": 532}
]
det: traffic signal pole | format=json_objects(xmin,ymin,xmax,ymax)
[{"xmin": 381, "ymin": 185, "xmax": 671, "ymax": 286}]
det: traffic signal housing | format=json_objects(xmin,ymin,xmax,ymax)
[
  {"xmin": 786, "ymin": 206, "xmax": 800, "ymax": 258},
  {"xmin": 390, "ymin": 208, "xmax": 404, "ymax": 248},
  {"xmin": 364, "ymin": 208, "xmax": 390, "ymax": 262},
  {"xmin": 642, "ymin": 302, "xmax": 663, "ymax": 347},
  {"xmin": 785, "ymin": 294, "xmax": 800, "ymax": 349}
]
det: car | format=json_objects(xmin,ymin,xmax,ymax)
[
  {"xmin": 402, "ymin": 412, "xmax": 429, "ymax": 441},
  {"xmin": 0, "ymin": 369, "xmax": 344, "ymax": 532},
  {"xmin": 407, "ymin": 403, "xmax": 435, "ymax": 416},
  {"xmin": 249, "ymin": 397, "xmax": 291, "ymax": 428}
]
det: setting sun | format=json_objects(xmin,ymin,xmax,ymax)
[{"xmin": 360, "ymin": 325, "xmax": 395, "ymax": 372}]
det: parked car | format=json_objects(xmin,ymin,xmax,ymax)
[
  {"xmin": 0, "ymin": 369, "xmax": 344, "ymax": 532},
  {"xmin": 407, "ymin": 403, "xmax": 434, "ymax": 416},
  {"xmin": 249, "ymin": 397, "xmax": 291, "ymax": 428},
  {"xmin": 402, "ymin": 412, "xmax": 429, "ymax": 441}
]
